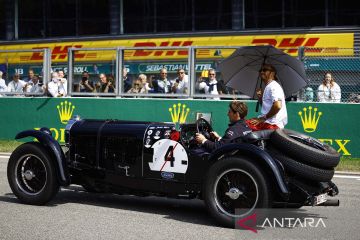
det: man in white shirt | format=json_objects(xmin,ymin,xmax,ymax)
[
  {"xmin": 0, "ymin": 71, "xmax": 7, "ymax": 94},
  {"xmin": 171, "ymin": 68, "xmax": 189, "ymax": 94},
  {"xmin": 7, "ymin": 73, "xmax": 26, "ymax": 93},
  {"xmin": 47, "ymin": 72, "xmax": 67, "ymax": 97},
  {"xmin": 247, "ymin": 64, "xmax": 288, "ymax": 130},
  {"xmin": 25, "ymin": 75, "xmax": 45, "ymax": 94}
]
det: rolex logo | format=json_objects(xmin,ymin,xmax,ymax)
[
  {"xmin": 57, "ymin": 101, "xmax": 75, "ymax": 124},
  {"xmin": 169, "ymin": 103, "xmax": 190, "ymax": 124},
  {"xmin": 298, "ymin": 106, "xmax": 322, "ymax": 133}
]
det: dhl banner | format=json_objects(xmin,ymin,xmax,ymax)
[{"xmin": 0, "ymin": 33, "xmax": 354, "ymax": 64}]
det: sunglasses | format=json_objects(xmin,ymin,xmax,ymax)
[
  {"xmin": 161, "ymin": 73, "xmax": 167, "ymax": 75},
  {"xmin": 208, "ymin": 73, "xmax": 215, "ymax": 76}
]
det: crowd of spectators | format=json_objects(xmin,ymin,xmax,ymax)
[{"xmin": 0, "ymin": 68, "xmax": 358, "ymax": 103}]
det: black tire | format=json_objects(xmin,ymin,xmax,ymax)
[
  {"xmin": 271, "ymin": 129, "xmax": 340, "ymax": 168},
  {"xmin": 7, "ymin": 142, "xmax": 60, "ymax": 205},
  {"xmin": 203, "ymin": 157, "xmax": 271, "ymax": 228},
  {"xmin": 267, "ymin": 145, "xmax": 334, "ymax": 182}
]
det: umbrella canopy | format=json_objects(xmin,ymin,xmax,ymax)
[{"xmin": 218, "ymin": 45, "xmax": 308, "ymax": 98}]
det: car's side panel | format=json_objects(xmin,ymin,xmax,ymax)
[
  {"xmin": 69, "ymin": 120, "xmax": 105, "ymax": 168},
  {"xmin": 100, "ymin": 122, "xmax": 147, "ymax": 177}
]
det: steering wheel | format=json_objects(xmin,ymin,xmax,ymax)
[{"xmin": 196, "ymin": 118, "xmax": 213, "ymax": 140}]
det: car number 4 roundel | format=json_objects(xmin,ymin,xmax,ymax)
[{"xmin": 148, "ymin": 139, "xmax": 188, "ymax": 173}]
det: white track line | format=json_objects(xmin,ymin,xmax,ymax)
[{"xmin": 333, "ymin": 174, "xmax": 360, "ymax": 179}]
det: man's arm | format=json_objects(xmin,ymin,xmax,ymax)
[
  {"xmin": 84, "ymin": 81, "xmax": 94, "ymax": 92},
  {"xmin": 249, "ymin": 100, "xmax": 282, "ymax": 125},
  {"xmin": 196, "ymin": 129, "xmax": 234, "ymax": 152},
  {"xmin": 264, "ymin": 100, "xmax": 282, "ymax": 119}
]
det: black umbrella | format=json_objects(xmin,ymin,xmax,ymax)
[{"xmin": 218, "ymin": 45, "xmax": 308, "ymax": 99}]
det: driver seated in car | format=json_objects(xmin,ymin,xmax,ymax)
[{"xmin": 195, "ymin": 101, "xmax": 252, "ymax": 152}]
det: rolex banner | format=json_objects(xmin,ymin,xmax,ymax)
[{"xmin": 0, "ymin": 98, "xmax": 358, "ymax": 158}]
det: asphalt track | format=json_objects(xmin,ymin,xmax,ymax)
[{"xmin": 0, "ymin": 155, "xmax": 359, "ymax": 240}]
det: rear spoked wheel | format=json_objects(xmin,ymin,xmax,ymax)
[{"xmin": 204, "ymin": 157, "xmax": 270, "ymax": 228}]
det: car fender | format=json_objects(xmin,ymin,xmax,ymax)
[
  {"xmin": 15, "ymin": 129, "xmax": 70, "ymax": 186},
  {"xmin": 209, "ymin": 143, "xmax": 289, "ymax": 198}
]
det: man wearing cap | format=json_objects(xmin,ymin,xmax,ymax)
[
  {"xmin": 247, "ymin": 64, "xmax": 288, "ymax": 130},
  {"xmin": 195, "ymin": 101, "xmax": 252, "ymax": 152}
]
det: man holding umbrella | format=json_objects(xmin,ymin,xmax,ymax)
[
  {"xmin": 247, "ymin": 64, "xmax": 288, "ymax": 130},
  {"xmin": 218, "ymin": 45, "xmax": 308, "ymax": 130}
]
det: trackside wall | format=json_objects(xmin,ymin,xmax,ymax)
[{"xmin": 0, "ymin": 97, "xmax": 358, "ymax": 158}]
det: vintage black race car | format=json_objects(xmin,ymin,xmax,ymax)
[{"xmin": 7, "ymin": 117, "xmax": 340, "ymax": 227}]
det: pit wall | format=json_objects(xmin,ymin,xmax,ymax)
[{"xmin": 0, "ymin": 97, "xmax": 357, "ymax": 158}]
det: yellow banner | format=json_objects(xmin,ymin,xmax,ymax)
[{"xmin": 0, "ymin": 33, "xmax": 354, "ymax": 64}]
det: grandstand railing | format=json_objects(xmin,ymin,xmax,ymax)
[{"xmin": 0, "ymin": 46, "xmax": 359, "ymax": 102}]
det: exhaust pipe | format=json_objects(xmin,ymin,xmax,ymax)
[{"xmin": 319, "ymin": 199, "xmax": 340, "ymax": 206}]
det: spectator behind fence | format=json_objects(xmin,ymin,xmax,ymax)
[
  {"xmin": 0, "ymin": 71, "xmax": 7, "ymax": 95},
  {"xmin": 123, "ymin": 68, "xmax": 132, "ymax": 93},
  {"xmin": 171, "ymin": 68, "xmax": 189, "ymax": 94},
  {"xmin": 79, "ymin": 71, "xmax": 95, "ymax": 92},
  {"xmin": 197, "ymin": 69, "xmax": 220, "ymax": 100},
  {"xmin": 317, "ymin": 72, "xmax": 341, "ymax": 103},
  {"xmin": 58, "ymin": 70, "xmax": 67, "ymax": 81},
  {"xmin": 96, "ymin": 73, "xmax": 115, "ymax": 93},
  {"xmin": 127, "ymin": 78, "xmax": 142, "ymax": 94},
  {"xmin": 152, "ymin": 68, "xmax": 171, "ymax": 93},
  {"xmin": 7, "ymin": 73, "xmax": 26, "ymax": 93},
  {"xmin": 48, "ymin": 72, "xmax": 67, "ymax": 97},
  {"xmin": 138, "ymin": 74, "xmax": 152, "ymax": 93},
  {"xmin": 348, "ymin": 93, "xmax": 360, "ymax": 103},
  {"xmin": 303, "ymin": 87, "xmax": 314, "ymax": 102},
  {"xmin": 24, "ymin": 75, "xmax": 45, "ymax": 95},
  {"xmin": 24, "ymin": 69, "xmax": 35, "ymax": 82}
]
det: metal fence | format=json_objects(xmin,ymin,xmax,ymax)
[
  {"xmin": 301, "ymin": 47, "xmax": 360, "ymax": 103},
  {"xmin": 0, "ymin": 46, "xmax": 359, "ymax": 102}
]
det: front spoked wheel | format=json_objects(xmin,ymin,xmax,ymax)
[{"xmin": 7, "ymin": 142, "xmax": 59, "ymax": 205}]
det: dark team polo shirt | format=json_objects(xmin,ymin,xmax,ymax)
[{"xmin": 202, "ymin": 119, "xmax": 252, "ymax": 152}]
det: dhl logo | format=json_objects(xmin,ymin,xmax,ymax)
[
  {"xmin": 24, "ymin": 45, "xmax": 92, "ymax": 61},
  {"xmin": 132, "ymin": 41, "xmax": 193, "ymax": 56},
  {"xmin": 252, "ymin": 38, "xmax": 340, "ymax": 54}
]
